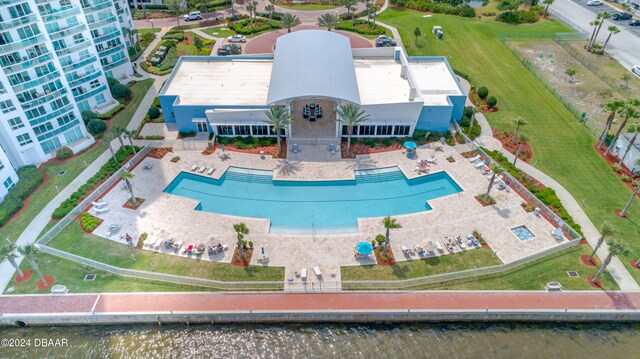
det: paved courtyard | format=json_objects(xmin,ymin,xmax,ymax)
[
  {"xmin": 243, "ymin": 25, "xmax": 373, "ymax": 54},
  {"xmin": 91, "ymin": 144, "xmax": 566, "ymax": 287}
]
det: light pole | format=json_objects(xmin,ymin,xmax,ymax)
[{"xmin": 149, "ymin": 19, "xmax": 155, "ymax": 35}]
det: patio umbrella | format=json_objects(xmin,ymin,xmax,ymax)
[
  {"xmin": 261, "ymin": 247, "xmax": 265, "ymax": 255},
  {"xmin": 425, "ymin": 241, "xmax": 437, "ymax": 252},
  {"xmin": 404, "ymin": 141, "xmax": 417, "ymax": 150},
  {"xmin": 356, "ymin": 241, "xmax": 373, "ymax": 255}
]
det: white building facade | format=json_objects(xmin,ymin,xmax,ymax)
[{"xmin": 0, "ymin": 145, "xmax": 18, "ymax": 202}]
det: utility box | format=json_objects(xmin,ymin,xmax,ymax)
[{"xmin": 432, "ymin": 26, "xmax": 444, "ymax": 40}]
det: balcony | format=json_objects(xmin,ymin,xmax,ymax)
[
  {"xmin": 97, "ymin": 42, "xmax": 124, "ymax": 58},
  {"xmin": 103, "ymin": 56, "xmax": 128, "ymax": 71},
  {"xmin": 28, "ymin": 103, "xmax": 74, "ymax": 127},
  {"xmin": 36, "ymin": 119, "xmax": 81, "ymax": 142},
  {"xmin": 67, "ymin": 68, "xmax": 102, "ymax": 88},
  {"xmin": 20, "ymin": 87, "xmax": 68, "ymax": 110},
  {"xmin": 55, "ymin": 39, "xmax": 92, "ymax": 57},
  {"xmin": 82, "ymin": 0, "xmax": 112, "ymax": 13},
  {"xmin": 1, "ymin": 53, "xmax": 53, "ymax": 74},
  {"xmin": 0, "ymin": 13, "xmax": 38, "ymax": 31},
  {"xmin": 48, "ymin": 23, "xmax": 87, "ymax": 41},
  {"xmin": 87, "ymin": 15, "xmax": 117, "ymax": 30},
  {"xmin": 12, "ymin": 71, "xmax": 61, "ymax": 93},
  {"xmin": 73, "ymin": 84, "xmax": 107, "ymax": 102},
  {"xmin": 61, "ymin": 55, "xmax": 98, "ymax": 72},
  {"xmin": 41, "ymin": 6, "xmax": 81, "ymax": 22},
  {"xmin": 92, "ymin": 29, "xmax": 121, "ymax": 44},
  {"xmin": 0, "ymin": 33, "xmax": 45, "ymax": 54}
]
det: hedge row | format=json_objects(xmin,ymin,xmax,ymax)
[
  {"xmin": 217, "ymin": 136, "xmax": 278, "ymax": 149},
  {"xmin": 233, "ymin": 19, "xmax": 282, "ymax": 35},
  {"xmin": 496, "ymin": 10, "xmax": 539, "ymax": 24},
  {"xmin": 390, "ymin": 0, "xmax": 476, "ymax": 18},
  {"xmin": 0, "ymin": 165, "xmax": 44, "ymax": 227},
  {"xmin": 80, "ymin": 212, "xmax": 101, "ymax": 232},
  {"xmin": 336, "ymin": 20, "xmax": 386, "ymax": 36},
  {"xmin": 51, "ymin": 146, "xmax": 139, "ymax": 219},
  {"xmin": 98, "ymin": 103, "xmax": 125, "ymax": 120}
]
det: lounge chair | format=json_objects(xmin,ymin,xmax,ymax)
[
  {"xmin": 468, "ymin": 155, "xmax": 481, "ymax": 163},
  {"xmin": 206, "ymin": 165, "xmax": 215, "ymax": 175},
  {"xmin": 551, "ymin": 227, "xmax": 564, "ymax": 240},
  {"xmin": 92, "ymin": 200, "xmax": 108, "ymax": 207},
  {"xmin": 199, "ymin": 164, "xmax": 206, "ymax": 173},
  {"xmin": 191, "ymin": 161, "xmax": 199, "ymax": 171},
  {"xmin": 143, "ymin": 161, "xmax": 153, "ymax": 169},
  {"xmin": 474, "ymin": 160, "xmax": 486, "ymax": 168},
  {"xmin": 300, "ymin": 268, "xmax": 307, "ymax": 281},
  {"xmin": 313, "ymin": 266, "xmax": 322, "ymax": 278},
  {"xmin": 94, "ymin": 206, "xmax": 109, "ymax": 214},
  {"xmin": 426, "ymin": 156, "xmax": 437, "ymax": 164}
]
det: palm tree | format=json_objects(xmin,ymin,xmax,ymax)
[
  {"xmin": 618, "ymin": 122, "xmax": 640, "ymax": 166},
  {"xmin": 468, "ymin": 107, "xmax": 480, "ymax": 136},
  {"xmin": 103, "ymin": 133, "xmax": 118, "ymax": 164},
  {"xmin": 620, "ymin": 180, "xmax": 640, "ymax": 217},
  {"xmin": 317, "ymin": 13, "xmax": 339, "ymax": 31},
  {"xmin": 592, "ymin": 239, "xmax": 630, "ymax": 284},
  {"xmin": 165, "ymin": 0, "xmax": 186, "ymax": 27},
  {"xmin": 340, "ymin": 0, "xmax": 358, "ymax": 21},
  {"xmin": 123, "ymin": 129, "xmax": 137, "ymax": 155},
  {"xmin": 111, "ymin": 126, "xmax": 126, "ymax": 148},
  {"xmin": 413, "ymin": 27, "xmax": 421, "ymax": 46},
  {"xmin": 233, "ymin": 223, "xmax": 249, "ymax": 258},
  {"xmin": 0, "ymin": 241, "xmax": 24, "ymax": 279},
  {"xmin": 510, "ymin": 117, "xmax": 528, "ymax": 146},
  {"xmin": 120, "ymin": 170, "xmax": 137, "ymax": 203},
  {"xmin": 484, "ymin": 164, "xmax": 503, "ymax": 202},
  {"xmin": 602, "ymin": 25, "xmax": 620, "ymax": 53},
  {"xmin": 589, "ymin": 12, "xmax": 610, "ymax": 50},
  {"xmin": 604, "ymin": 99, "xmax": 640, "ymax": 157},
  {"xmin": 265, "ymin": 4, "xmax": 275, "ymax": 24},
  {"xmin": 246, "ymin": 1, "xmax": 258, "ymax": 24},
  {"xmin": 587, "ymin": 20, "xmax": 601, "ymax": 50},
  {"xmin": 281, "ymin": 13, "xmax": 301, "ymax": 33},
  {"xmin": 337, "ymin": 103, "xmax": 369, "ymax": 157},
  {"xmin": 382, "ymin": 216, "xmax": 401, "ymax": 256},
  {"xmin": 370, "ymin": 4, "xmax": 380, "ymax": 25},
  {"xmin": 588, "ymin": 222, "xmax": 615, "ymax": 263},
  {"xmin": 598, "ymin": 100, "xmax": 625, "ymax": 149},
  {"xmin": 18, "ymin": 245, "xmax": 47, "ymax": 286},
  {"xmin": 543, "ymin": 0, "xmax": 554, "ymax": 17},
  {"xmin": 264, "ymin": 106, "xmax": 292, "ymax": 157}
]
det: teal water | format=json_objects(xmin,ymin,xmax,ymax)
[
  {"xmin": 164, "ymin": 167, "xmax": 462, "ymax": 233},
  {"xmin": 1, "ymin": 323, "xmax": 638, "ymax": 358}
]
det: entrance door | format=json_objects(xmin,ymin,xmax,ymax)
[{"xmin": 196, "ymin": 121, "xmax": 208, "ymax": 133}]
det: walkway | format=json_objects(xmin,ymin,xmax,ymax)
[
  {"xmin": 2, "ymin": 291, "xmax": 640, "ymax": 315},
  {"xmin": 244, "ymin": 25, "xmax": 373, "ymax": 54},
  {"xmin": 134, "ymin": 27, "xmax": 171, "ymax": 89},
  {"xmin": 456, "ymin": 77, "xmax": 639, "ymax": 290},
  {"xmin": 0, "ymin": 84, "xmax": 159, "ymax": 294}
]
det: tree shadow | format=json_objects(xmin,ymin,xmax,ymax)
[
  {"xmin": 491, "ymin": 205, "xmax": 512, "ymax": 219},
  {"xmin": 274, "ymin": 159, "xmax": 303, "ymax": 176}
]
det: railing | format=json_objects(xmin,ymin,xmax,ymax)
[
  {"xmin": 48, "ymin": 23, "xmax": 88, "ymax": 41},
  {"xmin": 1, "ymin": 53, "xmax": 52, "ymax": 73},
  {"xmin": 61, "ymin": 55, "xmax": 98, "ymax": 71},
  {"xmin": 11, "ymin": 70, "xmax": 61, "ymax": 93},
  {"xmin": 27, "ymin": 104, "xmax": 75, "ymax": 127},
  {"xmin": 0, "ymin": 33, "xmax": 45, "ymax": 54},
  {"xmin": 19, "ymin": 87, "xmax": 68, "ymax": 110},
  {"xmin": 103, "ymin": 56, "xmax": 128, "ymax": 71},
  {"xmin": 41, "ymin": 6, "xmax": 81, "ymax": 22},
  {"xmin": 66, "ymin": 68, "xmax": 103, "ymax": 88},
  {"xmin": 56, "ymin": 39, "xmax": 92, "ymax": 57},
  {"xmin": 73, "ymin": 84, "xmax": 107, "ymax": 102},
  {"xmin": 0, "ymin": 12, "xmax": 38, "ymax": 31},
  {"xmin": 97, "ymin": 43, "xmax": 125, "ymax": 58}
]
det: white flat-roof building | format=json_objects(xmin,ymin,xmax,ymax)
[{"xmin": 160, "ymin": 30, "xmax": 467, "ymax": 140}]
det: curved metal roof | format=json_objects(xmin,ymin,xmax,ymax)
[{"xmin": 266, "ymin": 30, "xmax": 361, "ymax": 105}]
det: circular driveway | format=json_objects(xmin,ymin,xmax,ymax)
[{"xmin": 244, "ymin": 25, "xmax": 374, "ymax": 54}]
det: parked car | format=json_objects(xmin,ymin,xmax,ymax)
[
  {"xmin": 227, "ymin": 34, "xmax": 247, "ymax": 43},
  {"xmin": 217, "ymin": 44, "xmax": 242, "ymax": 56},
  {"xmin": 375, "ymin": 35, "xmax": 396, "ymax": 47},
  {"xmin": 633, "ymin": 65, "xmax": 640, "ymax": 77},
  {"xmin": 586, "ymin": 0, "xmax": 603, "ymax": 5},
  {"xmin": 630, "ymin": 19, "xmax": 640, "ymax": 26},
  {"xmin": 612, "ymin": 12, "xmax": 632, "ymax": 20},
  {"xmin": 183, "ymin": 11, "xmax": 202, "ymax": 21}
]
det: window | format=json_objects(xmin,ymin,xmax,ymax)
[
  {"xmin": 0, "ymin": 32, "xmax": 13, "ymax": 45},
  {"xmin": 233, "ymin": 125, "xmax": 251, "ymax": 136},
  {"xmin": 89, "ymin": 80, "xmax": 100, "ymax": 89},
  {"xmin": 3, "ymin": 177, "xmax": 14, "ymax": 191},
  {"xmin": 8, "ymin": 3, "xmax": 31, "ymax": 18},
  {"xmin": 0, "ymin": 160, "xmax": 4, "ymax": 170},
  {"xmin": 52, "ymin": 39, "xmax": 66, "ymax": 51},
  {"xmin": 50, "ymin": 97, "xmax": 70, "ymax": 111},
  {"xmin": 8, "ymin": 117, "xmax": 24, "ymax": 130},
  {"xmin": 63, "ymin": 125, "xmax": 82, "ymax": 143},
  {"xmin": 268, "ymin": 127, "xmax": 285, "ymax": 136},
  {"xmin": 16, "ymin": 24, "xmax": 39, "ymax": 40},
  {"xmin": 0, "ymin": 100, "xmax": 16, "ymax": 114},
  {"xmin": 341, "ymin": 125, "xmax": 356, "ymax": 136},
  {"xmin": 16, "ymin": 133, "xmax": 33, "ymax": 146},
  {"xmin": 393, "ymin": 125, "xmax": 410, "ymax": 136},
  {"xmin": 40, "ymin": 137, "xmax": 62, "ymax": 153},
  {"xmin": 358, "ymin": 125, "xmax": 376, "ymax": 136},
  {"xmin": 8, "ymin": 71, "xmax": 30, "ymax": 86},
  {"xmin": 95, "ymin": 93, "xmax": 106, "ymax": 104},
  {"xmin": 33, "ymin": 122, "xmax": 54, "ymax": 135},
  {"xmin": 73, "ymin": 34, "xmax": 84, "ymax": 44},
  {"xmin": 26, "ymin": 106, "xmax": 47, "ymax": 119},
  {"xmin": 217, "ymin": 125, "xmax": 233, "ymax": 136},
  {"xmin": 252, "ymin": 125, "xmax": 269, "ymax": 136},
  {"xmin": 0, "ymin": 52, "xmax": 21, "ymax": 67},
  {"xmin": 57, "ymin": 112, "xmax": 75, "ymax": 126},
  {"xmin": 376, "ymin": 125, "xmax": 393, "ymax": 136}
]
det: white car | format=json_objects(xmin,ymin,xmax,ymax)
[
  {"xmin": 227, "ymin": 34, "xmax": 247, "ymax": 43},
  {"xmin": 632, "ymin": 65, "xmax": 640, "ymax": 77},
  {"xmin": 586, "ymin": 0, "xmax": 603, "ymax": 6},
  {"xmin": 183, "ymin": 11, "xmax": 202, "ymax": 21}
]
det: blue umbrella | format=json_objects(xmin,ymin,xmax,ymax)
[
  {"xmin": 356, "ymin": 241, "xmax": 373, "ymax": 255},
  {"xmin": 404, "ymin": 141, "xmax": 417, "ymax": 150},
  {"xmin": 261, "ymin": 247, "xmax": 265, "ymax": 255},
  {"xmin": 221, "ymin": 144, "xmax": 225, "ymax": 152}
]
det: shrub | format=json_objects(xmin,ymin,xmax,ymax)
[
  {"xmin": 0, "ymin": 196, "xmax": 23, "ymax": 226},
  {"xmin": 81, "ymin": 110, "xmax": 99, "ymax": 125},
  {"xmin": 56, "ymin": 146, "xmax": 73, "ymax": 160},
  {"xmin": 179, "ymin": 131, "xmax": 197, "ymax": 138},
  {"xmin": 97, "ymin": 103, "xmax": 125, "ymax": 120},
  {"xmin": 486, "ymin": 96, "xmax": 498, "ymax": 107},
  {"xmin": 0, "ymin": 165, "xmax": 44, "ymax": 226},
  {"xmin": 112, "ymin": 83, "xmax": 132, "ymax": 101},
  {"xmin": 336, "ymin": 20, "xmax": 386, "ymax": 35},
  {"xmin": 87, "ymin": 119, "xmax": 107, "ymax": 135},
  {"xmin": 375, "ymin": 234, "xmax": 386, "ymax": 245},
  {"xmin": 80, "ymin": 212, "xmax": 102, "ymax": 232},
  {"xmin": 159, "ymin": 47, "xmax": 180, "ymax": 72},
  {"xmin": 389, "ymin": 0, "xmax": 476, "ymax": 18},
  {"xmin": 463, "ymin": 106, "xmax": 475, "ymax": 119},
  {"xmin": 233, "ymin": 19, "xmax": 281, "ymax": 35},
  {"xmin": 496, "ymin": 10, "xmax": 539, "ymax": 24},
  {"xmin": 152, "ymin": 97, "xmax": 161, "ymax": 108},
  {"xmin": 148, "ymin": 106, "xmax": 160, "ymax": 119},
  {"xmin": 477, "ymin": 86, "xmax": 489, "ymax": 99}
]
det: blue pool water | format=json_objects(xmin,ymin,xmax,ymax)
[
  {"xmin": 511, "ymin": 225, "xmax": 536, "ymax": 241},
  {"xmin": 164, "ymin": 167, "xmax": 462, "ymax": 233}
]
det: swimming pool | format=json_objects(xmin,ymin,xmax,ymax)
[
  {"xmin": 511, "ymin": 225, "xmax": 536, "ymax": 241},
  {"xmin": 164, "ymin": 167, "xmax": 462, "ymax": 233}
]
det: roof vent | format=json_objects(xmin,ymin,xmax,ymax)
[
  {"xmin": 400, "ymin": 65, "xmax": 408, "ymax": 79},
  {"xmin": 409, "ymin": 88, "xmax": 418, "ymax": 101}
]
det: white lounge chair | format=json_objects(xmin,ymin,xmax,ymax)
[
  {"xmin": 468, "ymin": 155, "xmax": 481, "ymax": 162},
  {"xmin": 206, "ymin": 165, "xmax": 215, "ymax": 175},
  {"xmin": 426, "ymin": 156, "xmax": 437, "ymax": 164},
  {"xmin": 313, "ymin": 266, "xmax": 322, "ymax": 278},
  {"xmin": 191, "ymin": 161, "xmax": 199, "ymax": 171},
  {"xmin": 475, "ymin": 160, "xmax": 486, "ymax": 168},
  {"xmin": 551, "ymin": 227, "xmax": 564, "ymax": 240},
  {"xmin": 199, "ymin": 165, "xmax": 206, "ymax": 173},
  {"xmin": 143, "ymin": 161, "xmax": 153, "ymax": 169},
  {"xmin": 300, "ymin": 268, "xmax": 307, "ymax": 281},
  {"xmin": 94, "ymin": 206, "xmax": 109, "ymax": 214},
  {"xmin": 92, "ymin": 200, "xmax": 108, "ymax": 207}
]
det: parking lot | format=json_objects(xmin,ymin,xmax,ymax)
[{"xmin": 570, "ymin": 0, "xmax": 640, "ymax": 36}]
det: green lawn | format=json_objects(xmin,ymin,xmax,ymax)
[
  {"xmin": 378, "ymin": 8, "xmax": 640, "ymax": 284},
  {"xmin": 200, "ymin": 27, "xmax": 236, "ymax": 38},
  {"xmin": 279, "ymin": 4, "xmax": 339, "ymax": 10},
  {"xmin": 341, "ymin": 248, "xmax": 502, "ymax": 281},
  {"xmin": 5, "ymin": 253, "xmax": 196, "ymax": 295},
  {"xmin": 0, "ymin": 79, "xmax": 153, "ymax": 244},
  {"xmin": 136, "ymin": 27, "xmax": 162, "ymax": 35},
  {"xmin": 48, "ymin": 222, "xmax": 284, "ymax": 283}
]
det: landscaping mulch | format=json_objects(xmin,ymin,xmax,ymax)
[
  {"xmin": 36, "ymin": 275, "xmax": 55, "ymax": 290},
  {"xmin": 586, "ymin": 275, "xmax": 603, "ymax": 289},
  {"xmin": 340, "ymin": 141, "xmax": 403, "ymax": 159},
  {"xmin": 147, "ymin": 147, "xmax": 173, "ymax": 159},
  {"xmin": 474, "ymin": 194, "xmax": 496, "ymax": 207},
  {"xmin": 629, "ymin": 260, "xmax": 640, "ymax": 270},
  {"xmin": 580, "ymin": 255, "xmax": 599, "ymax": 267},
  {"xmin": 492, "ymin": 129, "xmax": 533, "ymax": 163},
  {"xmin": 14, "ymin": 270, "xmax": 32, "ymax": 283},
  {"xmin": 123, "ymin": 198, "xmax": 145, "ymax": 210},
  {"xmin": 374, "ymin": 246, "xmax": 396, "ymax": 266},
  {"xmin": 593, "ymin": 144, "xmax": 640, "ymax": 195},
  {"xmin": 231, "ymin": 247, "xmax": 253, "ymax": 267},
  {"xmin": 213, "ymin": 142, "xmax": 286, "ymax": 159}
]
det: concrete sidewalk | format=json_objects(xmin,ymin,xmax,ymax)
[
  {"xmin": 0, "ymin": 83, "xmax": 158, "ymax": 294},
  {"xmin": 456, "ymin": 77, "xmax": 639, "ymax": 290}
]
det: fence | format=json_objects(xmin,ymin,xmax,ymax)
[{"xmin": 500, "ymin": 39, "xmax": 603, "ymax": 138}]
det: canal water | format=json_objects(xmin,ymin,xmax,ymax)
[{"xmin": 1, "ymin": 323, "xmax": 638, "ymax": 358}]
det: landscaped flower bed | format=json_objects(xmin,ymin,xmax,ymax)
[
  {"xmin": 492, "ymin": 128, "xmax": 533, "ymax": 163},
  {"xmin": 374, "ymin": 246, "xmax": 396, "ymax": 266},
  {"xmin": 336, "ymin": 20, "xmax": 386, "ymax": 35},
  {"xmin": 233, "ymin": 19, "xmax": 282, "ymax": 35},
  {"xmin": 215, "ymin": 137, "xmax": 284, "ymax": 158},
  {"xmin": 231, "ymin": 247, "xmax": 253, "ymax": 267}
]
